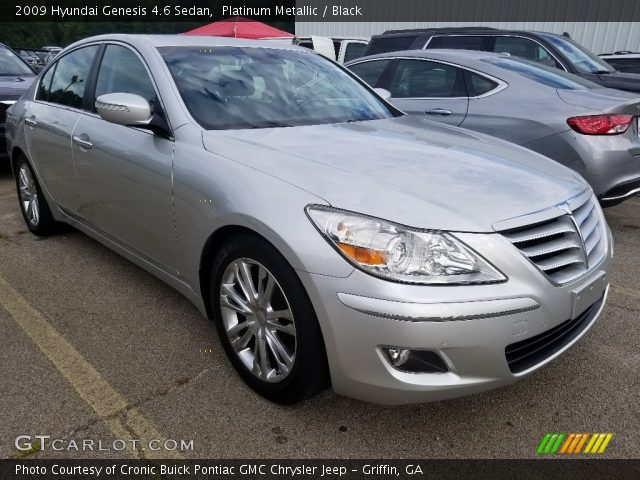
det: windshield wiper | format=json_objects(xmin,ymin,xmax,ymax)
[{"xmin": 591, "ymin": 70, "xmax": 613, "ymax": 74}]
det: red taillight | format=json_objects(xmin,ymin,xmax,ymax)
[{"xmin": 567, "ymin": 114, "xmax": 634, "ymax": 135}]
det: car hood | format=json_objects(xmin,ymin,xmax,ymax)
[
  {"xmin": 202, "ymin": 116, "xmax": 587, "ymax": 232},
  {"xmin": 0, "ymin": 75, "xmax": 35, "ymax": 100},
  {"xmin": 557, "ymin": 87, "xmax": 640, "ymax": 113}
]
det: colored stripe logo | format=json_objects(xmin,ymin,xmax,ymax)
[{"xmin": 537, "ymin": 433, "xmax": 613, "ymax": 454}]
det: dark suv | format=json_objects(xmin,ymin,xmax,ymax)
[
  {"xmin": 0, "ymin": 43, "xmax": 36, "ymax": 159},
  {"xmin": 363, "ymin": 28, "xmax": 640, "ymax": 93}
]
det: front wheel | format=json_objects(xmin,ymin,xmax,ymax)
[
  {"xmin": 210, "ymin": 235, "xmax": 330, "ymax": 404},
  {"xmin": 14, "ymin": 156, "xmax": 61, "ymax": 236}
]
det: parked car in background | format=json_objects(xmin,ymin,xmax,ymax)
[
  {"xmin": 364, "ymin": 28, "xmax": 640, "ymax": 93},
  {"xmin": 0, "ymin": 43, "xmax": 36, "ymax": 159},
  {"xmin": 42, "ymin": 47, "xmax": 63, "ymax": 65},
  {"xmin": 600, "ymin": 52, "xmax": 640, "ymax": 74},
  {"xmin": 295, "ymin": 36, "xmax": 368, "ymax": 63},
  {"xmin": 18, "ymin": 49, "xmax": 42, "ymax": 69},
  {"xmin": 5, "ymin": 35, "xmax": 612, "ymax": 405},
  {"xmin": 347, "ymin": 49, "xmax": 640, "ymax": 205}
]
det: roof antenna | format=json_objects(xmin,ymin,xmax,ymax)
[{"xmin": 562, "ymin": 31, "xmax": 571, "ymax": 38}]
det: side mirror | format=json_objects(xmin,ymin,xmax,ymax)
[
  {"xmin": 373, "ymin": 88, "xmax": 392, "ymax": 101},
  {"xmin": 95, "ymin": 93, "xmax": 151, "ymax": 126}
]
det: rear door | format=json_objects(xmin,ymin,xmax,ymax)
[
  {"xmin": 386, "ymin": 58, "xmax": 469, "ymax": 126},
  {"xmin": 72, "ymin": 43, "xmax": 176, "ymax": 269},
  {"xmin": 23, "ymin": 44, "xmax": 99, "ymax": 211}
]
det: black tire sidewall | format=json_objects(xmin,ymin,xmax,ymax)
[
  {"xmin": 14, "ymin": 156, "xmax": 58, "ymax": 236},
  {"xmin": 210, "ymin": 234, "xmax": 329, "ymax": 404}
]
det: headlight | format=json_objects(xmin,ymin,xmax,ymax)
[{"xmin": 306, "ymin": 205, "xmax": 506, "ymax": 285}]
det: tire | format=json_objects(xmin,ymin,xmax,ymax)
[
  {"xmin": 14, "ymin": 155, "xmax": 61, "ymax": 236},
  {"xmin": 210, "ymin": 234, "xmax": 330, "ymax": 404}
]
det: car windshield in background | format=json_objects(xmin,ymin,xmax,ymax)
[
  {"xmin": 0, "ymin": 47, "xmax": 34, "ymax": 76},
  {"xmin": 483, "ymin": 57, "xmax": 601, "ymax": 89},
  {"xmin": 159, "ymin": 46, "xmax": 396, "ymax": 130},
  {"xmin": 538, "ymin": 34, "xmax": 616, "ymax": 74}
]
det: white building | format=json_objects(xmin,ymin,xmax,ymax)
[{"xmin": 295, "ymin": 22, "xmax": 640, "ymax": 54}]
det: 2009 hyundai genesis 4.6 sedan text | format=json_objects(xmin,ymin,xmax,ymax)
[{"xmin": 5, "ymin": 35, "xmax": 612, "ymax": 405}]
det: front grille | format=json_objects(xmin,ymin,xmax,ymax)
[
  {"xmin": 499, "ymin": 193, "xmax": 606, "ymax": 285},
  {"xmin": 505, "ymin": 295, "xmax": 604, "ymax": 374}
]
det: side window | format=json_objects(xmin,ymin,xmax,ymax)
[
  {"xmin": 427, "ymin": 35, "xmax": 486, "ymax": 51},
  {"xmin": 347, "ymin": 60, "xmax": 391, "ymax": 86},
  {"xmin": 367, "ymin": 36, "xmax": 415, "ymax": 55},
  {"xmin": 343, "ymin": 42, "xmax": 368, "ymax": 63},
  {"xmin": 493, "ymin": 36, "xmax": 560, "ymax": 68},
  {"xmin": 36, "ymin": 66, "xmax": 55, "ymax": 101},
  {"xmin": 48, "ymin": 45, "xmax": 98, "ymax": 109},
  {"xmin": 466, "ymin": 72, "xmax": 499, "ymax": 97},
  {"xmin": 389, "ymin": 59, "xmax": 465, "ymax": 98},
  {"xmin": 95, "ymin": 45, "xmax": 156, "ymax": 111}
]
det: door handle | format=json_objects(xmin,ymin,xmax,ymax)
[
  {"xmin": 25, "ymin": 117, "xmax": 37, "ymax": 127},
  {"xmin": 72, "ymin": 135, "xmax": 93, "ymax": 150},
  {"xmin": 425, "ymin": 108, "xmax": 453, "ymax": 116}
]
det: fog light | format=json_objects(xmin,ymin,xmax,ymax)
[
  {"xmin": 382, "ymin": 347, "xmax": 449, "ymax": 373},
  {"xmin": 387, "ymin": 348, "xmax": 410, "ymax": 367}
]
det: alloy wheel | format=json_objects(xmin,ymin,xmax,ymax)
[
  {"xmin": 18, "ymin": 163, "xmax": 39, "ymax": 227},
  {"xmin": 219, "ymin": 258, "xmax": 297, "ymax": 383}
]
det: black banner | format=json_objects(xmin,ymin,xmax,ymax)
[
  {"xmin": 2, "ymin": 0, "xmax": 640, "ymax": 22},
  {"xmin": 1, "ymin": 460, "xmax": 640, "ymax": 480}
]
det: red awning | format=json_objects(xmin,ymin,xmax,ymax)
[{"xmin": 183, "ymin": 17, "xmax": 294, "ymax": 39}]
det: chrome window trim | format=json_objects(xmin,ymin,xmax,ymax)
[
  {"xmin": 31, "ymin": 41, "xmax": 103, "ymax": 105},
  {"xmin": 32, "ymin": 40, "xmax": 173, "ymax": 138},
  {"xmin": 349, "ymin": 56, "xmax": 508, "ymax": 100},
  {"xmin": 424, "ymin": 34, "xmax": 569, "ymax": 72}
]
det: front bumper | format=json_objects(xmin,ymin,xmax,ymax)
[{"xmin": 298, "ymin": 229, "xmax": 613, "ymax": 405}]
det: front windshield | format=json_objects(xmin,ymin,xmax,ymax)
[
  {"xmin": 538, "ymin": 34, "xmax": 615, "ymax": 74},
  {"xmin": 0, "ymin": 47, "xmax": 34, "ymax": 76},
  {"xmin": 483, "ymin": 57, "xmax": 601, "ymax": 89},
  {"xmin": 159, "ymin": 46, "xmax": 397, "ymax": 130}
]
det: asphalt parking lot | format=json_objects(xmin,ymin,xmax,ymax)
[{"xmin": 0, "ymin": 161, "xmax": 638, "ymax": 460}]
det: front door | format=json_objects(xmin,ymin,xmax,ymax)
[
  {"xmin": 387, "ymin": 59, "xmax": 469, "ymax": 126},
  {"xmin": 72, "ymin": 44, "xmax": 176, "ymax": 270}
]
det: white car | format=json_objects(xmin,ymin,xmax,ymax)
[{"xmin": 295, "ymin": 36, "xmax": 368, "ymax": 63}]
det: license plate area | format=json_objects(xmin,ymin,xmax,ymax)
[{"xmin": 571, "ymin": 270, "xmax": 608, "ymax": 319}]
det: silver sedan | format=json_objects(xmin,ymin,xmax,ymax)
[
  {"xmin": 347, "ymin": 49, "xmax": 640, "ymax": 206},
  {"xmin": 5, "ymin": 35, "xmax": 612, "ymax": 405}
]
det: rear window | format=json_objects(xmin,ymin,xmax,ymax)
[
  {"xmin": 343, "ymin": 42, "xmax": 368, "ymax": 63},
  {"xmin": 427, "ymin": 35, "xmax": 486, "ymax": 51},
  {"xmin": 482, "ymin": 57, "xmax": 600, "ymax": 90},
  {"xmin": 466, "ymin": 72, "xmax": 499, "ymax": 96},
  {"xmin": 367, "ymin": 36, "xmax": 416, "ymax": 55}
]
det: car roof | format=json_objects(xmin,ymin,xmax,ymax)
[
  {"xmin": 348, "ymin": 48, "xmax": 505, "ymax": 64},
  {"xmin": 374, "ymin": 28, "xmax": 560, "ymax": 39},
  {"xmin": 68, "ymin": 34, "xmax": 300, "ymax": 51},
  {"xmin": 600, "ymin": 52, "xmax": 640, "ymax": 59}
]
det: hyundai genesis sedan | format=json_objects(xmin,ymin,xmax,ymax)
[{"xmin": 5, "ymin": 35, "xmax": 612, "ymax": 405}]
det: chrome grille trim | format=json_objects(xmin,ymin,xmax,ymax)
[{"xmin": 495, "ymin": 190, "xmax": 607, "ymax": 285}]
